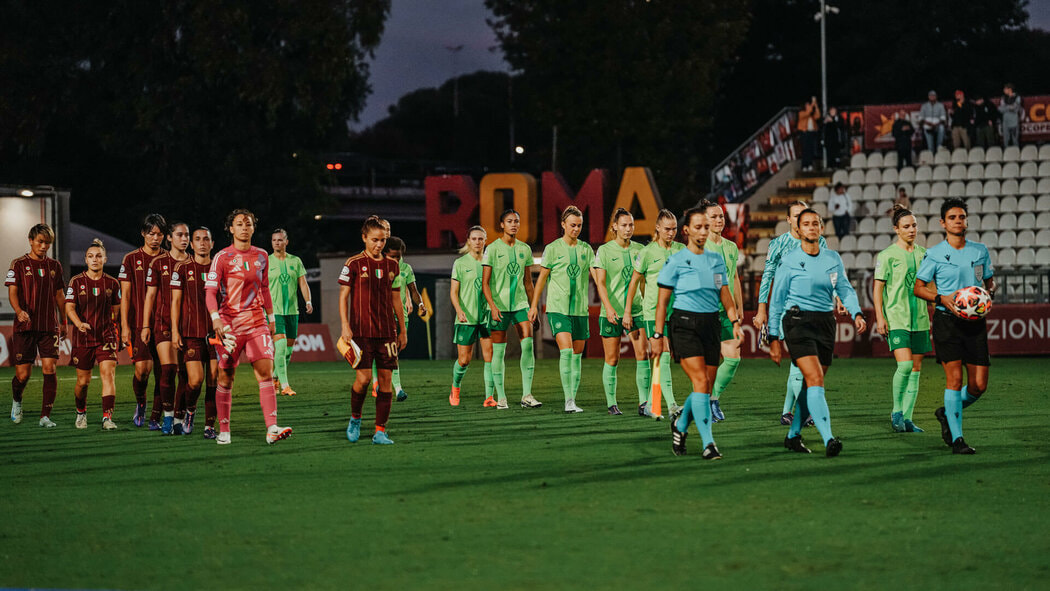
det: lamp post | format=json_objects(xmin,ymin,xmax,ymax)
[
  {"xmin": 815, "ymin": 1, "xmax": 839, "ymax": 168},
  {"xmin": 445, "ymin": 44, "xmax": 464, "ymax": 119}
]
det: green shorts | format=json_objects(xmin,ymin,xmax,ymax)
[
  {"xmin": 489, "ymin": 308, "xmax": 530, "ymax": 332},
  {"xmin": 548, "ymin": 313, "xmax": 590, "ymax": 341},
  {"xmin": 274, "ymin": 314, "xmax": 299, "ymax": 340},
  {"xmin": 599, "ymin": 315, "xmax": 644, "ymax": 338},
  {"xmin": 888, "ymin": 329, "xmax": 932, "ymax": 354},
  {"xmin": 719, "ymin": 311, "xmax": 736, "ymax": 342},
  {"xmin": 453, "ymin": 324, "xmax": 490, "ymax": 346}
]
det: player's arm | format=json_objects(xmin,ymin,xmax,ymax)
[
  {"xmin": 120, "ymin": 279, "xmax": 132, "ymax": 344},
  {"xmin": 592, "ymin": 268, "xmax": 617, "ymax": 324},
  {"xmin": 733, "ymin": 273, "xmax": 744, "ymax": 321},
  {"xmin": 755, "ymin": 239, "xmax": 780, "ymax": 327},
  {"xmin": 832, "ymin": 257, "xmax": 865, "ymax": 333},
  {"xmin": 65, "ymin": 301, "xmax": 88, "ymax": 334},
  {"xmin": 9, "ymin": 284, "xmax": 28, "ymax": 324},
  {"xmin": 528, "ymin": 267, "xmax": 551, "ymax": 324},
  {"xmin": 720, "ymin": 285, "xmax": 744, "ymax": 342},
  {"xmin": 53, "ymin": 287, "xmax": 66, "ymax": 331},
  {"xmin": 392, "ymin": 286, "xmax": 407, "ymax": 350},
  {"xmin": 408, "ymin": 281, "xmax": 424, "ymax": 316},
  {"xmin": 170, "ymin": 287, "xmax": 183, "ymax": 350},
  {"xmin": 259, "ymin": 262, "xmax": 276, "ymax": 336},
  {"xmin": 652, "ymin": 286, "xmax": 673, "ymax": 357},
  {"xmin": 140, "ymin": 284, "xmax": 158, "ymax": 343},
  {"xmin": 450, "ymin": 279, "xmax": 467, "ymax": 323},
  {"xmin": 205, "ymin": 257, "xmax": 227, "ymax": 339},
  {"xmin": 481, "ymin": 264, "xmax": 500, "ymax": 322},
  {"xmin": 338, "ymin": 284, "xmax": 353, "ymax": 343},
  {"xmin": 873, "ymin": 279, "xmax": 888, "ymax": 336},
  {"xmin": 623, "ymin": 269, "xmax": 644, "ymax": 331},
  {"xmin": 522, "ymin": 262, "xmax": 537, "ymax": 304},
  {"xmin": 297, "ymin": 272, "xmax": 313, "ymax": 314}
]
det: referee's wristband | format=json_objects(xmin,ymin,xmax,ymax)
[
  {"xmin": 210, "ymin": 311, "xmax": 220, "ymax": 321},
  {"xmin": 934, "ymin": 294, "xmax": 942, "ymax": 306}
]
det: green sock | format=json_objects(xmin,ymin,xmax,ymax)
[
  {"xmin": 892, "ymin": 360, "xmax": 913, "ymax": 414},
  {"xmin": 902, "ymin": 370, "xmax": 921, "ymax": 420},
  {"xmin": 602, "ymin": 363, "xmax": 617, "ymax": 406},
  {"xmin": 712, "ymin": 357, "xmax": 740, "ymax": 400},
  {"xmin": 520, "ymin": 337, "xmax": 535, "ymax": 398},
  {"xmin": 636, "ymin": 360, "xmax": 651, "ymax": 404},
  {"xmin": 492, "ymin": 343, "xmax": 508, "ymax": 402},
  {"xmin": 483, "ymin": 361, "xmax": 494, "ymax": 398},
  {"xmin": 392, "ymin": 368, "xmax": 402, "ymax": 393},
  {"xmin": 452, "ymin": 362, "xmax": 468, "ymax": 388},
  {"xmin": 659, "ymin": 352, "xmax": 675, "ymax": 407},
  {"xmin": 274, "ymin": 337, "xmax": 289, "ymax": 387},
  {"xmin": 558, "ymin": 349, "xmax": 573, "ymax": 401},
  {"xmin": 571, "ymin": 353, "xmax": 583, "ymax": 398}
]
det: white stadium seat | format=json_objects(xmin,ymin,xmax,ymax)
[
  {"xmin": 999, "ymin": 212, "xmax": 1018, "ymax": 230},
  {"xmin": 980, "ymin": 231, "xmax": 999, "ymax": 248},
  {"xmin": 915, "ymin": 166, "xmax": 933, "ymax": 182},
  {"xmin": 840, "ymin": 252, "xmax": 856, "ymax": 268},
  {"xmin": 980, "ymin": 196, "xmax": 999, "ymax": 214},
  {"xmin": 1017, "ymin": 229, "xmax": 1035, "ymax": 245},
  {"xmin": 1020, "ymin": 161, "xmax": 1038, "ymax": 178},
  {"xmin": 824, "ymin": 235, "xmax": 839, "ymax": 250},
  {"xmin": 1038, "ymin": 179, "xmax": 1050, "ymax": 193},
  {"xmin": 999, "ymin": 195, "xmax": 1018, "ymax": 212},
  {"xmin": 1017, "ymin": 248, "xmax": 1036, "ymax": 266},
  {"xmin": 850, "ymin": 153, "xmax": 867, "ymax": 169},
  {"xmin": 966, "ymin": 180, "xmax": 984, "ymax": 198},
  {"xmin": 874, "ymin": 234, "xmax": 892, "ymax": 251},
  {"xmin": 849, "ymin": 169, "xmax": 865, "ymax": 184},
  {"xmin": 1001, "ymin": 162, "xmax": 1020, "ymax": 179},
  {"xmin": 839, "ymin": 235, "xmax": 857, "ymax": 252},
  {"xmin": 856, "ymin": 235, "xmax": 874, "ymax": 252},
  {"xmin": 1017, "ymin": 195, "xmax": 1036, "ymax": 211},
  {"xmin": 755, "ymin": 238, "xmax": 771, "ymax": 254},
  {"xmin": 1038, "ymin": 228, "xmax": 1050, "ymax": 245},
  {"xmin": 879, "ymin": 184, "xmax": 896, "ymax": 201},
  {"xmin": 935, "ymin": 150, "xmax": 951, "ymax": 165},
  {"xmin": 865, "ymin": 169, "xmax": 882, "ymax": 184},
  {"xmin": 832, "ymin": 170, "xmax": 849, "ymax": 185},
  {"xmin": 948, "ymin": 181, "xmax": 965, "ymax": 197},
  {"xmin": 918, "ymin": 149, "xmax": 934, "ymax": 165},
  {"xmin": 932, "ymin": 165, "xmax": 950, "ymax": 181},
  {"xmin": 984, "ymin": 162, "xmax": 1003, "ymax": 179},
  {"xmin": 914, "ymin": 182, "xmax": 931, "ymax": 198},
  {"xmin": 966, "ymin": 197, "xmax": 982, "ymax": 213},
  {"xmin": 1001, "ymin": 179, "xmax": 1020, "ymax": 196},
  {"xmin": 863, "ymin": 185, "xmax": 880, "ymax": 202},
  {"xmin": 982, "ymin": 213, "xmax": 999, "ymax": 231},
  {"xmin": 985, "ymin": 146, "xmax": 1003, "ymax": 162},
  {"xmin": 751, "ymin": 256, "xmax": 765, "ymax": 272},
  {"xmin": 877, "ymin": 200, "xmax": 893, "ymax": 215},
  {"xmin": 1039, "ymin": 162, "xmax": 1050, "ymax": 177},
  {"xmin": 875, "ymin": 217, "xmax": 893, "ymax": 234},
  {"xmin": 812, "ymin": 203, "xmax": 828, "ymax": 218},
  {"xmin": 898, "ymin": 167, "xmax": 916, "ymax": 182},
  {"xmin": 881, "ymin": 168, "xmax": 899, "ymax": 184},
  {"xmin": 1019, "ymin": 178, "xmax": 1037, "ymax": 195},
  {"xmin": 927, "ymin": 232, "xmax": 944, "ymax": 247},
  {"xmin": 857, "ymin": 218, "xmax": 876, "ymax": 234},
  {"xmin": 967, "ymin": 163, "xmax": 985, "ymax": 180},
  {"xmin": 1036, "ymin": 247, "xmax": 1050, "ymax": 267},
  {"xmin": 911, "ymin": 199, "xmax": 928, "ymax": 215},
  {"xmin": 1003, "ymin": 146, "xmax": 1021, "ymax": 162},
  {"xmin": 931, "ymin": 182, "xmax": 948, "ymax": 198},
  {"xmin": 1040, "ymin": 145, "xmax": 1050, "ymax": 160},
  {"xmin": 867, "ymin": 152, "xmax": 884, "ymax": 168},
  {"xmin": 775, "ymin": 220, "xmax": 790, "ymax": 235},
  {"xmin": 1037, "ymin": 194, "xmax": 1050, "ymax": 210},
  {"xmin": 998, "ymin": 230, "xmax": 1017, "ymax": 248},
  {"xmin": 1021, "ymin": 145, "xmax": 1039, "ymax": 161},
  {"xmin": 968, "ymin": 213, "xmax": 982, "ymax": 231},
  {"xmin": 949, "ymin": 164, "xmax": 967, "ymax": 180},
  {"xmin": 951, "ymin": 148, "xmax": 969, "ymax": 164},
  {"xmin": 997, "ymin": 248, "xmax": 1016, "ymax": 267},
  {"xmin": 983, "ymin": 179, "xmax": 1001, "ymax": 197},
  {"xmin": 854, "ymin": 252, "xmax": 873, "ymax": 269},
  {"xmin": 1037, "ymin": 211, "xmax": 1050, "ymax": 227},
  {"xmin": 813, "ymin": 186, "xmax": 830, "ymax": 202},
  {"xmin": 968, "ymin": 147, "xmax": 986, "ymax": 163},
  {"xmin": 914, "ymin": 232, "xmax": 927, "ymax": 245},
  {"xmin": 848, "ymin": 184, "xmax": 863, "ymax": 199},
  {"xmin": 928, "ymin": 200, "xmax": 943, "ymax": 218},
  {"xmin": 884, "ymin": 152, "xmax": 899, "ymax": 168}
]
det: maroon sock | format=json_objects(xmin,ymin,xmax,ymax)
[
  {"xmin": 174, "ymin": 366, "xmax": 188, "ymax": 418},
  {"xmin": 102, "ymin": 395, "xmax": 115, "ymax": 415},
  {"xmin": 74, "ymin": 384, "xmax": 89, "ymax": 413},
  {"xmin": 186, "ymin": 385, "xmax": 202, "ymax": 412},
  {"xmin": 375, "ymin": 391, "xmax": 393, "ymax": 429},
  {"xmin": 131, "ymin": 376, "xmax": 147, "ymax": 405},
  {"xmin": 159, "ymin": 364, "xmax": 176, "ymax": 413},
  {"xmin": 41, "ymin": 373, "xmax": 57, "ymax": 418},
  {"xmin": 204, "ymin": 385, "xmax": 217, "ymax": 427},
  {"xmin": 350, "ymin": 386, "xmax": 366, "ymax": 419},
  {"xmin": 11, "ymin": 376, "xmax": 28, "ymax": 403},
  {"xmin": 150, "ymin": 370, "xmax": 162, "ymax": 422}
]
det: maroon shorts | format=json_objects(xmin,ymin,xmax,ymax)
[
  {"xmin": 358, "ymin": 337, "xmax": 399, "ymax": 371},
  {"xmin": 214, "ymin": 327, "xmax": 274, "ymax": 370},
  {"xmin": 182, "ymin": 337, "xmax": 211, "ymax": 363},
  {"xmin": 153, "ymin": 317, "xmax": 173, "ymax": 344},
  {"xmin": 132, "ymin": 330, "xmax": 158, "ymax": 363},
  {"xmin": 12, "ymin": 331, "xmax": 60, "ymax": 365},
  {"xmin": 71, "ymin": 345, "xmax": 118, "ymax": 370}
]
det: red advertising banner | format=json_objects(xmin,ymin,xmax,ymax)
[
  {"xmin": 865, "ymin": 95, "xmax": 1050, "ymax": 149},
  {"xmin": 0, "ymin": 323, "xmax": 337, "ymax": 367}
]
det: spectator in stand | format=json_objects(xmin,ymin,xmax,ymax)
[
  {"xmin": 888, "ymin": 187, "xmax": 911, "ymax": 215},
  {"xmin": 892, "ymin": 109, "xmax": 915, "ymax": 170},
  {"xmin": 828, "ymin": 183, "xmax": 853, "ymax": 239},
  {"xmin": 823, "ymin": 106, "xmax": 846, "ymax": 169},
  {"xmin": 949, "ymin": 90, "xmax": 974, "ymax": 150},
  {"xmin": 798, "ymin": 96, "xmax": 821, "ymax": 171},
  {"xmin": 999, "ymin": 83, "xmax": 1022, "ymax": 148},
  {"xmin": 973, "ymin": 96, "xmax": 999, "ymax": 149},
  {"xmin": 920, "ymin": 90, "xmax": 947, "ymax": 155}
]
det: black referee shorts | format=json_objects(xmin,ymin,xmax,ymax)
[
  {"xmin": 667, "ymin": 310, "xmax": 720, "ymax": 366},
  {"xmin": 782, "ymin": 309, "xmax": 836, "ymax": 367},
  {"xmin": 932, "ymin": 310, "xmax": 990, "ymax": 366}
]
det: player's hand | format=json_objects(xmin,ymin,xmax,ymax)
[
  {"xmin": 213, "ymin": 319, "xmax": 227, "ymax": 340},
  {"xmin": 269, "ymin": 320, "xmax": 276, "ymax": 337},
  {"xmin": 490, "ymin": 307, "xmax": 503, "ymax": 323},
  {"xmin": 835, "ymin": 298, "xmax": 848, "ymax": 317},
  {"xmin": 527, "ymin": 306, "xmax": 538, "ymax": 324},
  {"xmin": 305, "ymin": 301, "xmax": 314, "ymax": 314},
  {"xmin": 140, "ymin": 327, "xmax": 150, "ymax": 344},
  {"xmin": 752, "ymin": 310, "xmax": 767, "ymax": 330},
  {"xmin": 172, "ymin": 332, "xmax": 183, "ymax": 351},
  {"xmin": 732, "ymin": 323, "xmax": 743, "ymax": 342},
  {"xmin": 769, "ymin": 339, "xmax": 782, "ymax": 366},
  {"xmin": 606, "ymin": 311, "xmax": 617, "ymax": 325},
  {"xmin": 16, "ymin": 310, "xmax": 30, "ymax": 324},
  {"xmin": 341, "ymin": 325, "xmax": 353, "ymax": 344},
  {"xmin": 854, "ymin": 314, "xmax": 867, "ymax": 334},
  {"xmin": 121, "ymin": 325, "xmax": 131, "ymax": 347},
  {"xmin": 397, "ymin": 330, "xmax": 407, "ymax": 351},
  {"xmin": 622, "ymin": 315, "xmax": 634, "ymax": 331},
  {"xmin": 417, "ymin": 303, "xmax": 427, "ymax": 318},
  {"xmin": 649, "ymin": 336, "xmax": 664, "ymax": 357},
  {"xmin": 876, "ymin": 317, "xmax": 888, "ymax": 336},
  {"xmin": 456, "ymin": 309, "xmax": 467, "ymax": 323},
  {"xmin": 944, "ymin": 291, "xmax": 963, "ymax": 318},
  {"xmin": 77, "ymin": 322, "xmax": 90, "ymax": 334}
]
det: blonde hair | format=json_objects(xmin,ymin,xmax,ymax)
[
  {"xmin": 651, "ymin": 209, "xmax": 677, "ymax": 240},
  {"xmin": 561, "ymin": 206, "xmax": 583, "ymax": 223},
  {"xmin": 88, "ymin": 238, "xmax": 106, "ymax": 256},
  {"xmin": 361, "ymin": 215, "xmax": 389, "ymax": 236},
  {"xmin": 458, "ymin": 225, "xmax": 487, "ymax": 254}
]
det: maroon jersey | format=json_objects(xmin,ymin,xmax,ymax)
[
  {"xmin": 6, "ymin": 254, "xmax": 65, "ymax": 333},
  {"xmin": 171, "ymin": 259, "xmax": 211, "ymax": 338},
  {"xmin": 337, "ymin": 252, "xmax": 400, "ymax": 339},
  {"xmin": 65, "ymin": 272, "xmax": 120, "ymax": 348},
  {"xmin": 145, "ymin": 252, "xmax": 182, "ymax": 330},
  {"xmin": 119, "ymin": 247, "xmax": 165, "ymax": 329}
]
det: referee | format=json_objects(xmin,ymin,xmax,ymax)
[
  {"xmin": 768, "ymin": 209, "xmax": 865, "ymax": 457},
  {"xmin": 913, "ymin": 197, "xmax": 995, "ymax": 455},
  {"xmin": 655, "ymin": 207, "xmax": 742, "ymax": 460}
]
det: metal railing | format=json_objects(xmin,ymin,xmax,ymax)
[{"xmin": 709, "ymin": 107, "xmax": 799, "ymax": 202}]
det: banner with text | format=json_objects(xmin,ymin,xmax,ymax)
[{"xmin": 865, "ymin": 95, "xmax": 1050, "ymax": 149}]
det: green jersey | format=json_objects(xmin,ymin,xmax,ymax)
[
  {"xmin": 705, "ymin": 237, "xmax": 739, "ymax": 312},
  {"xmin": 540, "ymin": 237, "xmax": 594, "ymax": 316},
  {"xmin": 482, "ymin": 238, "xmax": 533, "ymax": 312},
  {"xmin": 267, "ymin": 253, "xmax": 306, "ymax": 315},
  {"xmin": 392, "ymin": 260, "xmax": 416, "ymax": 320},
  {"xmin": 633, "ymin": 240, "xmax": 684, "ymax": 321},
  {"xmin": 592, "ymin": 240, "xmax": 643, "ymax": 318},
  {"xmin": 451, "ymin": 254, "xmax": 488, "ymax": 325},
  {"xmin": 875, "ymin": 243, "xmax": 930, "ymax": 332}
]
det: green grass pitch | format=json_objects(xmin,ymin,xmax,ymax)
[{"xmin": 1, "ymin": 357, "xmax": 1048, "ymax": 589}]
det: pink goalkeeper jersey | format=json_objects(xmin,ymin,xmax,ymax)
[{"xmin": 205, "ymin": 245, "xmax": 272, "ymax": 335}]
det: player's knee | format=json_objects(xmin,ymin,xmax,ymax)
[{"xmin": 899, "ymin": 360, "xmax": 914, "ymax": 373}]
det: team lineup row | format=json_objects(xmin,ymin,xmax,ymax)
[{"xmin": 6, "ymin": 197, "xmax": 994, "ymax": 455}]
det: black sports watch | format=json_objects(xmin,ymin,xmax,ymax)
[
  {"xmin": 934, "ymin": 294, "xmax": 943, "ymax": 306},
  {"xmin": 652, "ymin": 331, "xmax": 664, "ymax": 340}
]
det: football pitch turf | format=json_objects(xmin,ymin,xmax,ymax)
[{"xmin": 1, "ymin": 357, "xmax": 1048, "ymax": 590}]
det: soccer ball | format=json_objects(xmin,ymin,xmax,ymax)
[{"xmin": 953, "ymin": 286, "xmax": 992, "ymax": 320}]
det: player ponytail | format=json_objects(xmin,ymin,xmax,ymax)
[
  {"xmin": 680, "ymin": 206, "xmax": 707, "ymax": 229},
  {"xmin": 27, "ymin": 223, "xmax": 55, "ymax": 242},
  {"xmin": 361, "ymin": 215, "xmax": 388, "ymax": 237},
  {"xmin": 561, "ymin": 205, "xmax": 583, "ymax": 223},
  {"xmin": 609, "ymin": 207, "xmax": 632, "ymax": 228},
  {"xmin": 651, "ymin": 209, "xmax": 677, "ymax": 241},
  {"xmin": 458, "ymin": 225, "xmax": 487, "ymax": 254},
  {"xmin": 891, "ymin": 204, "xmax": 914, "ymax": 228},
  {"xmin": 88, "ymin": 238, "xmax": 106, "ymax": 256}
]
